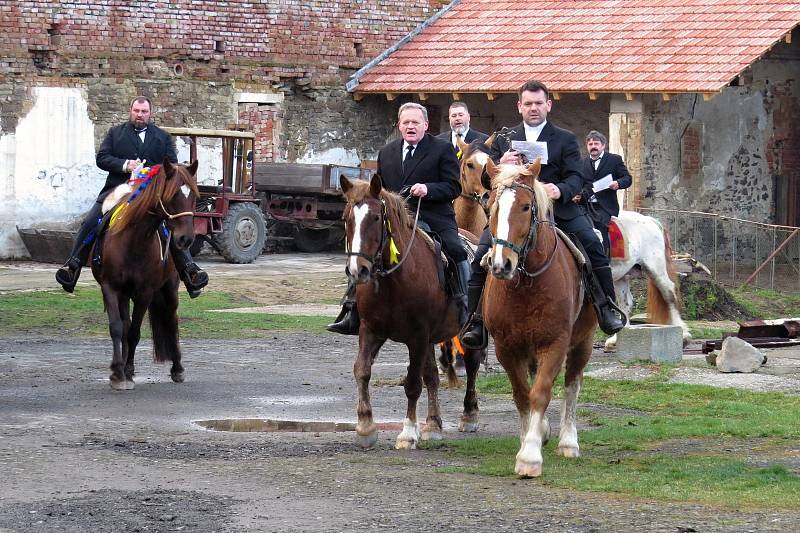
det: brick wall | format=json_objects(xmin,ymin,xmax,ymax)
[{"xmin": 1, "ymin": 1, "xmax": 443, "ymax": 158}]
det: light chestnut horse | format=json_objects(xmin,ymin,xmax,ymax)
[
  {"xmin": 340, "ymin": 174, "xmax": 481, "ymax": 449},
  {"xmin": 483, "ymin": 159, "xmax": 596, "ymax": 477},
  {"xmin": 453, "ymin": 135, "xmax": 493, "ymax": 236},
  {"xmin": 452, "ymin": 142, "xmax": 688, "ymax": 352}
]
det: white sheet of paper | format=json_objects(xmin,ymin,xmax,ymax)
[
  {"xmin": 592, "ymin": 174, "xmax": 613, "ymax": 193},
  {"xmin": 511, "ymin": 140, "xmax": 548, "ymax": 165}
]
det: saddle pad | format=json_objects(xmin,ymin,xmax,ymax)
[{"xmin": 608, "ymin": 218, "xmax": 627, "ymax": 260}]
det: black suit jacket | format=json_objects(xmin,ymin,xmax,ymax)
[
  {"xmin": 436, "ymin": 128, "xmax": 489, "ymax": 151},
  {"xmin": 95, "ymin": 122, "xmax": 177, "ymax": 198},
  {"xmin": 377, "ymin": 133, "xmax": 461, "ymax": 231},
  {"xmin": 489, "ymin": 122, "xmax": 589, "ymax": 220},
  {"xmin": 583, "ymin": 152, "xmax": 633, "ymax": 217}
]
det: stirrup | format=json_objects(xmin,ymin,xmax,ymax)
[
  {"xmin": 460, "ymin": 315, "xmax": 488, "ymax": 350},
  {"xmin": 55, "ymin": 258, "xmax": 81, "ymax": 293},
  {"xmin": 181, "ymin": 264, "xmax": 209, "ymax": 292}
]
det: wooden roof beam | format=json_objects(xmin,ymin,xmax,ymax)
[
  {"xmin": 661, "ymin": 93, "xmax": 672, "ymax": 101},
  {"xmin": 486, "ymin": 93, "xmax": 496, "ymax": 101},
  {"xmin": 785, "ymin": 32, "xmax": 792, "ymax": 44},
  {"xmin": 551, "ymin": 92, "xmax": 560, "ymax": 100},
  {"xmin": 385, "ymin": 92, "xmax": 396, "ymax": 101},
  {"xmin": 353, "ymin": 92, "xmax": 364, "ymax": 102},
  {"xmin": 418, "ymin": 92, "xmax": 428, "ymax": 101},
  {"xmin": 452, "ymin": 92, "xmax": 461, "ymax": 101},
  {"xmin": 588, "ymin": 92, "xmax": 598, "ymax": 101}
]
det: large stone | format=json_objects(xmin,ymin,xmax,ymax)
[
  {"xmin": 716, "ymin": 336, "xmax": 766, "ymax": 373},
  {"xmin": 616, "ymin": 324, "xmax": 683, "ymax": 364}
]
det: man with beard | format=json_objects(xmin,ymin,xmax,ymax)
[
  {"xmin": 436, "ymin": 101, "xmax": 488, "ymax": 153},
  {"xmin": 55, "ymin": 96, "xmax": 209, "ymax": 298}
]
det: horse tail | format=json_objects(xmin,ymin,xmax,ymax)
[
  {"xmin": 148, "ymin": 286, "xmax": 181, "ymax": 364},
  {"xmin": 646, "ymin": 225, "xmax": 678, "ymax": 324},
  {"xmin": 437, "ymin": 340, "xmax": 460, "ymax": 388}
]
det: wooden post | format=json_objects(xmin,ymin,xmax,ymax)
[{"xmin": 741, "ymin": 229, "xmax": 800, "ymax": 287}]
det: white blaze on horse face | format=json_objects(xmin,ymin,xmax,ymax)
[
  {"xmin": 493, "ymin": 188, "xmax": 516, "ymax": 266},
  {"xmin": 348, "ymin": 203, "xmax": 370, "ymax": 276},
  {"xmin": 180, "ymin": 184, "xmax": 191, "ymax": 198}
]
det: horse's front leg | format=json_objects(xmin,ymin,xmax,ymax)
[
  {"xmin": 515, "ymin": 345, "xmax": 566, "ymax": 478},
  {"xmin": 100, "ymin": 285, "xmax": 130, "ymax": 391},
  {"xmin": 458, "ymin": 346, "xmax": 482, "ymax": 432},
  {"xmin": 354, "ymin": 328, "xmax": 385, "ymax": 449},
  {"xmin": 420, "ymin": 341, "xmax": 443, "ymax": 442},
  {"xmin": 557, "ymin": 335, "xmax": 593, "ymax": 459},
  {"xmin": 124, "ymin": 299, "xmax": 148, "ymax": 388},
  {"xmin": 395, "ymin": 336, "xmax": 430, "ymax": 449}
]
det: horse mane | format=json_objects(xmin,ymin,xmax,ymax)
[
  {"xmin": 491, "ymin": 164, "xmax": 552, "ymax": 220},
  {"xmin": 111, "ymin": 164, "xmax": 199, "ymax": 235}
]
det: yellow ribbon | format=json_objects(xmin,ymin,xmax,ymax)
[
  {"xmin": 108, "ymin": 203, "xmax": 127, "ymax": 228},
  {"xmin": 383, "ymin": 203, "xmax": 400, "ymax": 265}
]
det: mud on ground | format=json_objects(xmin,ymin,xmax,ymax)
[{"xmin": 2, "ymin": 255, "xmax": 800, "ymax": 532}]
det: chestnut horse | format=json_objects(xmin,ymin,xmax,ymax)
[
  {"xmin": 91, "ymin": 159, "xmax": 199, "ymax": 390},
  {"xmin": 483, "ymin": 159, "xmax": 596, "ymax": 477},
  {"xmin": 340, "ymin": 174, "xmax": 481, "ymax": 449},
  {"xmin": 453, "ymin": 135, "xmax": 494, "ymax": 236}
]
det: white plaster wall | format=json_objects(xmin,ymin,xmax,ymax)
[
  {"xmin": 296, "ymin": 146, "xmax": 361, "ymax": 167},
  {"xmin": 174, "ymin": 136, "xmax": 223, "ymax": 187},
  {"xmin": 0, "ymin": 87, "xmax": 105, "ymax": 258}
]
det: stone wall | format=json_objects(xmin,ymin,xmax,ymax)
[
  {"xmin": 640, "ymin": 31, "xmax": 800, "ymax": 227},
  {"xmin": 0, "ymin": 1, "xmax": 444, "ymax": 257}
]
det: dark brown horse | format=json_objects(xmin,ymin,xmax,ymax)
[
  {"xmin": 340, "ymin": 174, "xmax": 481, "ymax": 449},
  {"xmin": 91, "ymin": 159, "xmax": 199, "ymax": 390},
  {"xmin": 483, "ymin": 159, "xmax": 596, "ymax": 477}
]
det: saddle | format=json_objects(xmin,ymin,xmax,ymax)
[
  {"xmin": 608, "ymin": 217, "xmax": 627, "ymax": 260},
  {"xmin": 417, "ymin": 222, "xmax": 470, "ymax": 297}
]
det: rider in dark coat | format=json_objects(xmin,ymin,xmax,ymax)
[{"xmin": 55, "ymin": 96, "xmax": 208, "ymax": 297}]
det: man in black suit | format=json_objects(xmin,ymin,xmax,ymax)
[
  {"xmin": 55, "ymin": 96, "xmax": 209, "ymax": 297},
  {"xmin": 460, "ymin": 81, "xmax": 624, "ymax": 347},
  {"xmin": 327, "ymin": 102, "xmax": 469, "ymax": 334},
  {"xmin": 575, "ymin": 130, "xmax": 632, "ymax": 255},
  {"xmin": 436, "ymin": 101, "xmax": 488, "ymax": 152}
]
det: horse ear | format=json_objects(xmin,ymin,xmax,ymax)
[
  {"xmin": 340, "ymin": 175, "xmax": 353, "ymax": 195},
  {"xmin": 163, "ymin": 157, "xmax": 175, "ymax": 176},
  {"xmin": 187, "ymin": 159, "xmax": 199, "ymax": 176},
  {"xmin": 484, "ymin": 132, "xmax": 496, "ymax": 148},
  {"xmin": 525, "ymin": 158, "xmax": 542, "ymax": 181},
  {"xmin": 369, "ymin": 173, "xmax": 383, "ymax": 198},
  {"xmin": 456, "ymin": 136, "xmax": 469, "ymax": 153},
  {"xmin": 486, "ymin": 158, "xmax": 500, "ymax": 181}
]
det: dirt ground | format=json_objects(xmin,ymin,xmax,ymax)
[{"xmin": 2, "ymin": 254, "xmax": 800, "ymax": 532}]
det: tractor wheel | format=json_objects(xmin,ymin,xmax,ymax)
[{"xmin": 212, "ymin": 202, "xmax": 267, "ymax": 263}]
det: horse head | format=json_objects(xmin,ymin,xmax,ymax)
[
  {"xmin": 457, "ymin": 133, "xmax": 495, "ymax": 209},
  {"xmin": 159, "ymin": 158, "xmax": 200, "ymax": 250},
  {"xmin": 486, "ymin": 158, "xmax": 550, "ymax": 279},
  {"xmin": 341, "ymin": 173, "xmax": 386, "ymax": 284}
]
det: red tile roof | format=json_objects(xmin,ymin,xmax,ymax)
[{"xmin": 350, "ymin": 0, "xmax": 799, "ymax": 95}]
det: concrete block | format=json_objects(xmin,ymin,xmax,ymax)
[{"xmin": 616, "ymin": 324, "xmax": 683, "ymax": 364}]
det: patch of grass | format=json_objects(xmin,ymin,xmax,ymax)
[
  {"xmin": 729, "ymin": 287, "xmax": 800, "ymax": 319},
  {"xmin": 0, "ymin": 287, "xmax": 334, "ymax": 339},
  {"xmin": 434, "ymin": 373, "xmax": 800, "ymax": 509}
]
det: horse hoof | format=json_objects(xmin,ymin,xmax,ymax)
[
  {"xmin": 110, "ymin": 379, "xmax": 129, "ymax": 391},
  {"xmin": 124, "ymin": 380, "xmax": 135, "ymax": 390},
  {"xmin": 171, "ymin": 372, "xmax": 184, "ymax": 383},
  {"xmin": 395, "ymin": 438, "xmax": 418, "ymax": 450},
  {"xmin": 557, "ymin": 445, "xmax": 580, "ymax": 458},
  {"xmin": 356, "ymin": 431, "xmax": 378, "ymax": 449},
  {"xmin": 515, "ymin": 460, "xmax": 542, "ymax": 478},
  {"xmin": 458, "ymin": 420, "xmax": 479, "ymax": 433},
  {"xmin": 420, "ymin": 429, "xmax": 442, "ymax": 441}
]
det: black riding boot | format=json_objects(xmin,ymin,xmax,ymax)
[
  {"xmin": 55, "ymin": 209, "xmax": 100, "ymax": 293},
  {"xmin": 460, "ymin": 283, "xmax": 487, "ymax": 349},
  {"xmin": 589, "ymin": 265, "xmax": 626, "ymax": 335},
  {"xmin": 454, "ymin": 260, "xmax": 470, "ymax": 328},
  {"xmin": 326, "ymin": 282, "xmax": 359, "ymax": 335},
  {"xmin": 172, "ymin": 245, "xmax": 209, "ymax": 298}
]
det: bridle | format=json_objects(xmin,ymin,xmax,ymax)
[
  {"xmin": 344, "ymin": 197, "xmax": 421, "ymax": 277},
  {"xmin": 490, "ymin": 181, "xmax": 558, "ymax": 278}
]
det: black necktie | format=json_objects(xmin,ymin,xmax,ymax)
[{"xmin": 403, "ymin": 145, "xmax": 414, "ymax": 174}]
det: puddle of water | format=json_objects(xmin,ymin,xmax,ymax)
[
  {"xmin": 194, "ymin": 418, "xmax": 402, "ymax": 433},
  {"xmin": 249, "ymin": 396, "xmax": 338, "ymax": 406}
]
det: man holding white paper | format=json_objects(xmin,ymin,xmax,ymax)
[
  {"xmin": 460, "ymin": 81, "xmax": 625, "ymax": 349},
  {"xmin": 580, "ymin": 130, "xmax": 633, "ymax": 255}
]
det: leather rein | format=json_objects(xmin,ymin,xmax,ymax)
[{"xmin": 490, "ymin": 182, "xmax": 559, "ymax": 278}]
